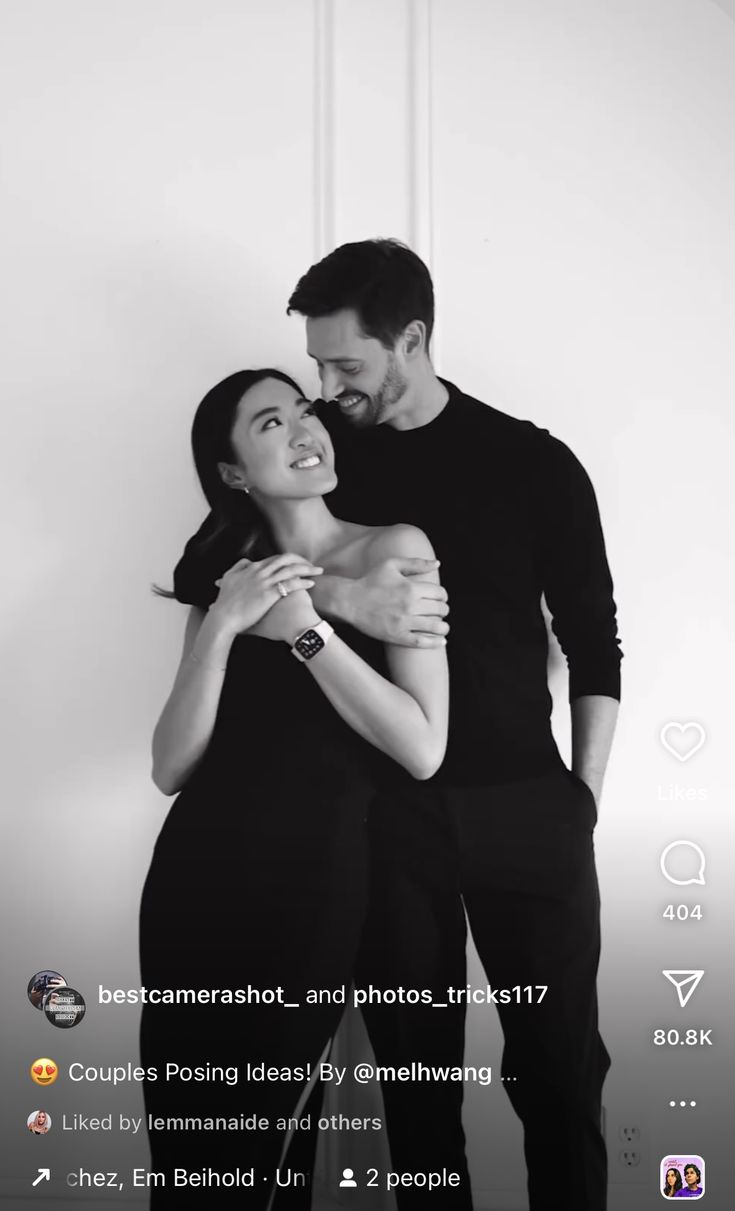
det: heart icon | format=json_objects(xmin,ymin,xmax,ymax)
[
  {"xmin": 33, "ymin": 1065, "xmax": 42, "ymax": 1075},
  {"xmin": 660, "ymin": 722, "xmax": 706, "ymax": 763},
  {"xmin": 46, "ymin": 1065, "xmax": 56, "ymax": 1075}
]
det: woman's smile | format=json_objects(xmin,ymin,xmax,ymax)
[{"xmin": 290, "ymin": 452, "xmax": 323, "ymax": 469}]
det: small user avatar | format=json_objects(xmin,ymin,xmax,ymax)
[
  {"xmin": 27, "ymin": 970, "xmax": 66, "ymax": 1010},
  {"xmin": 43, "ymin": 986, "xmax": 86, "ymax": 1029},
  {"xmin": 661, "ymin": 1156, "xmax": 704, "ymax": 1200},
  {"xmin": 339, "ymin": 1168, "xmax": 358, "ymax": 1188},
  {"xmin": 27, "ymin": 1110, "xmax": 52, "ymax": 1135},
  {"xmin": 30, "ymin": 1059, "xmax": 58, "ymax": 1087}
]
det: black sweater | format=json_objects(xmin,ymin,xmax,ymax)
[{"xmin": 320, "ymin": 379, "xmax": 622, "ymax": 787}]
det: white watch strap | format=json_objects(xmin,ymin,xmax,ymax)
[{"xmin": 291, "ymin": 619, "xmax": 334, "ymax": 662}]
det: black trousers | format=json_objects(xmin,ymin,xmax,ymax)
[
  {"xmin": 360, "ymin": 770, "xmax": 610, "ymax": 1211},
  {"xmin": 138, "ymin": 781, "xmax": 372, "ymax": 1209},
  {"xmin": 355, "ymin": 784, "xmax": 472, "ymax": 1208}
]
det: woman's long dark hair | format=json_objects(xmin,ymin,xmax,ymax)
[
  {"xmin": 663, "ymin": 1168, "xmax": 683, "ymax": 1196},
  {"xmin": 156, "ymin": 369, "xmax": 306, "ymax": 608}
]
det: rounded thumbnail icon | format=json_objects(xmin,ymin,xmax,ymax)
[
  {"xmin": 27, "ymin": 1110, "xmax": 52, "ymax": 1135},
  {"xmin": 660, "ymin": 1154, "xmax": 704, "ymax": 1199},
  {"xmin": 44, "ymin": 986, "xmax": 86, "ymax": 1029},
  {"xmin": 27, "ymin": 971, "xmax": 66, "ymax": 1010}
]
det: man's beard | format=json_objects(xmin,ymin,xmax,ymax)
[{"xmin": 348, "ymin": 356, "xmax": 408, "ymax": 427}]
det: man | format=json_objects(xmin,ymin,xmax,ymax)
[
  {"xmin": 674, "ymin": 1164, "xmax": 703, "ymax": 1199},
  {"xmin": 288, "ymin": 238, "xmax": 621, "ymax": 1211}
]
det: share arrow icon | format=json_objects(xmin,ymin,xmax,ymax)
[
  {"xmin": 32, "ymin": 1169, "xmax": 50, "ymax": 1187},
  {"xmin": 662, "ymin": 970, "xmax": 705, "ymax": 1008}
]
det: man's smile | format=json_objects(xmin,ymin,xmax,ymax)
[{"xmin": 336, "ymin": 393, "xmax": 367, "ymax": 411}]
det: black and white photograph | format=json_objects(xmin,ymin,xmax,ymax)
[{"xmin": 2, "ymin": 3, "xmax": 733, "ymax": 1210}]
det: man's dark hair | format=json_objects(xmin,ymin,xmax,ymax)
[{"xmin": 288, "ymin": 238, "xmax": 435, "ymax": 351}]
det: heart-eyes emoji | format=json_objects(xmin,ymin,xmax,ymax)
[{"xmin": 30, "ymin": 1059, "xmax": 58, "ymax": 1086}]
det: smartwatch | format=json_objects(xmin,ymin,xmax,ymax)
[{"xmin": 291, "ymin": 619, "xmax": 334, "ymax": 663}]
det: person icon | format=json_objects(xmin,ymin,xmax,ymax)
[
  {"xmin": 674, "ymin": 1162, "xmax": 703, "ymax": 1198},
  {"xmin": 339, "ymin": 1168, "xmax": 358, "ymax": 1188},
  {"xmin": 27, "ymin": 971, "xmax": 66, "ymax": 1011},
  {"xmin": 663, "ymin": 1167, "xmax": 683, "ymax": 1197},
  {"xmin": 27, "ymin": 1110, "xmax": 51, "ymax": 1135}
]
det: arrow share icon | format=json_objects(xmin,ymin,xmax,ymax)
[
  {"xmin": 32, "ymin": 1169, "xmax": 50, "ymax": 1187},
  {"xmin": 663, "ymin": 970, "xmax": 705, "ymax": 1008}
]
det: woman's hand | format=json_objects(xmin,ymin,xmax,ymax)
[
  {"xmin": 246, "ymin": 589, "xmax": 321, "ymax": 643},
  {"xmin": 210, "ymin": 553, "xmax": 323, "ymax": 637}
]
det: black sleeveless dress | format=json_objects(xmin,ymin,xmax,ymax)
[{"xmin": 139, "ymin": 616, "xmax": 388, "ymax": 1206}]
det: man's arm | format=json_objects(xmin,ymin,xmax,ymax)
[
  {"xmin": 310, "ymin": 559, "xmax": 450, "ymax": 648},
  {"xmin": 571, "ymin": 695, "xmax": 619, "ymax": 806},
  {"xmin": 536, "ymin": 432, "xmax": 623, "ymax": 807}
]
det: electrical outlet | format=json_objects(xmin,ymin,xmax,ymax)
[
  {"xmin": 619, "ymin": 1149, "xmax": 641, "ymax": 1168},
  {"xmin": 619, "ymin": 1124, "xmax": 641, "ymax": 1145}
]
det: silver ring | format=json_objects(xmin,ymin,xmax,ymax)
[{"xmin": 277, "ymin": 582, "xmax": 289, "ymax": 598}]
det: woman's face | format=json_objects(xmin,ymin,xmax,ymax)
[
  {"xmin": 666, "ymin": 1170, "xmax": 678, "ymax": 1187},
  {"xmin": 37, "ymin": 1112, "xmax": 47, "ymax": 1126},
  {"xmin": 224, "ymin": 379, "xmax": 336, "ymax": 501}
]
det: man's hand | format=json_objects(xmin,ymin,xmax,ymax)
[
  {"xmin": 571, "ymin": 694, "xmax": 619, "ymax": 811},
  {"xmin": 312, "ymin": 557, "xmax": 449, "ymax": 647}
]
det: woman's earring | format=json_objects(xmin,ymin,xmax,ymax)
[{"xmin": 241, "ymin": 484, "xmax": 250, "ymax": 495}]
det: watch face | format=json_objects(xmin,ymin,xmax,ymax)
[{"xmin": 295, "ymin": 629, "xmax": 325, "ymax": 661}]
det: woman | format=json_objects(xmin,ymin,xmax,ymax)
[
  {"xmin": 139, "ymin": 369, "xmax": 447, "ymax": 1207},
  {"xmin": 663, "ymin": 1167, "xmax": 683, "ymax": 1197},
  {"xmin": 27, "ymin": 1110, "xmax": 51, "ymax": 1135}
]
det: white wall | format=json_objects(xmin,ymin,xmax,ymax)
[{"xmin": 2, "ymin": 2, "xmax": 734, "ymax": 1208}]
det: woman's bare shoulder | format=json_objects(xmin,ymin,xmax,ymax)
[{"xmin": 363, "ymin": 523, "xmax": 436, "ymax": 568}]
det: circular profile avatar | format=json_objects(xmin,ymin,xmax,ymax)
[
  {"xmin": 674, "ymin": 1163, "xmax": 703, "ymax": 1199},
  {"xmin": 43, "ymin": 986, "xmax": 86, "ymax": 1029},
  {"xmin": 27, "ymin": 1110, "xmax": 52, "ymax": 1135},
  {"xmin": 27, "ymin": 970, "xmax": 66, "ymax": 1010}
]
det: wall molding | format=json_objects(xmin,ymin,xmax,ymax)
[
  {"xmin": 313, "ymin": 0, "xmax": 335, "ymax": 260},
  {"xmin": 408, "ymin": 0, "xmax": 440, "ymax": 366},
  {"xmin": 408, "ymin": 0, "xmax": 434, "ymax": 266}
]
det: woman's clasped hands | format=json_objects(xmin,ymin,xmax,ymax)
[{"xmin": 212, "ymin": 553, "xmax": 323, "ymax": 641}]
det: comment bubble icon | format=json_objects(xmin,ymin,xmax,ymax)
[{"xmin": 660, "ymin": 841, "xmax": 706, "ymax": 886}]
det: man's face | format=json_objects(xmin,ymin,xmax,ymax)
[
  {"xmin": 306, "ymin": 308, "xmax": 408, "ymax": 427},
  {"xmin": 684, "ymin": 1167, "xmax": 698, "ymax": 1187}
]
